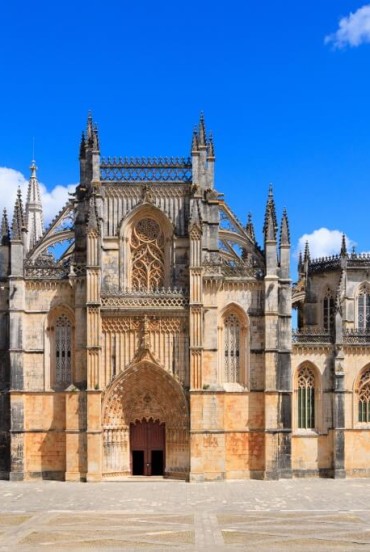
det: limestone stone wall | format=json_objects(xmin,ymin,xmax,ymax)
[{"xmin": 190, "ymin": 391, "xmax": 265, "ymax": 480}]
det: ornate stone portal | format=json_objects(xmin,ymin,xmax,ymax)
[{"xmin": 102, "ymin": 360, "xmax": 189, "ymax": 478}]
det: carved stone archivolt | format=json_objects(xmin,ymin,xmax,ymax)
[{"xmin": 102, "ymin": 361, "xmax": 189, "ymax": 430}]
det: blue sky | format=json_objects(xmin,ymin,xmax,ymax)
[{"xmin": 1, "ymin": 1, "xmax": 370, "ymax": 269}]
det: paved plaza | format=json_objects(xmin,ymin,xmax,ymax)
[{"xmin": 1, "ymin": 478, "xmax": 370, "ymax": 550}]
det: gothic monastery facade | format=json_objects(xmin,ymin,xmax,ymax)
[{"xmin": 1, "ymin": 115, "xmax": 370, "ymax": 481}]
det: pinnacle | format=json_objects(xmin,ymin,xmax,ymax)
[
  {"xmin": 246, "ymin": 212, "xmax": 255, "ymax": 242},
  {"xmin": 280, "ymin": 209, "xmax": 290, "ymax": 246},
  {"xmin": 304, "ymin": 240, "xmax": 311, "ymax": 262},
  {"xmin": 191, "ymin": 128, "xmax": 199, "ymax": 153},
  {"xmin": 207, "ymin": 133, "xmax": 215, "ymax": 159},
  {"xmin": 1, "ymin": 208, "xmax": 10, "ymax": 245},
  {"xmin": 198, "ymin": 112, "xmax": 206, "ymax": 147},
  {"xmin": 11, "ymin": 187, "xmax": 26, "ymax": 240},
  {"xmin": 263, "ymin": 185, "xmax": 278, "ymax": 241}
]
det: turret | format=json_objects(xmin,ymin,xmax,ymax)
[
  {"xmin": 191, "ymin": 113, "xmax": 215, "ymax": 190},
  {"xmin": 79, "ymin": 113, "xmax": 100, "ymax": 193},
  {"xmin": 25, "ymin": 160, "xmax": 44, "ymax": 252}
]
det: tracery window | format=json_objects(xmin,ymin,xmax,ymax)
[
  {"xmin": 358, "ymin": 284, "xmax": 370, "ymax": 330},
  {"xmin": 55, "ymin": 314, "xmax": 72, "ymax": 387},
  {"xmin": 297, "ymin": 365, "xmax": 315, "ymax": 429},
  {"xmin": 358, "ymin": 369, "xmax": 370, "ymax": 422},
  {"xmin": 224, "ymin": 313, "xmax": 241, "ymax": 383},
  {"xmin": 130, "ymin": 218, "xmax": 165, "ymax": 291},
  {"xmin": 323, "ymin": 290, "xmax": 335, "ymax": 332}
]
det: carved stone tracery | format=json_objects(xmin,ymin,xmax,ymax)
[{"xmin": 130, "ymin": 218, "xmax": 165, "ymax": 290}]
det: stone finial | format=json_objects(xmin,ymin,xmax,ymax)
[
  {"xmin": 11, "ymin": 188, "xmax": 26, "ymax": 240},
  {"xmin": 279, "ymin": 209, "xmax": 290, "ymax": 246},
  {"xmin": 263, "ymin": 184, "xmax": 278, "ymax": 241},
  {"xmin": 340, "ymin": 233, "xmax": 347, "ymax": 257},
  {"xmin": 1, "ymin": 208, "xmax": 10, "ymax": 245},
  {"xmin": 198, "ymin": 112, "xmax": 206, "ymax": 147},
  {"xmin": 246, "ymin": 212, "xmax": 256, "ymax": 243}
]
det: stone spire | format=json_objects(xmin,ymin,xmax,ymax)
[
  {"xmin": 11, "ymin": 188, "xmax": 26, "ymax": 241},
  {"xmin": 298, "ymin": 251, "xmax": 303, "ymax": 276},
  {"xmin": 191, "ymin": 127, "xmax": 199, "ymax": 153},
  {"xmin": 279, "ymin": 209, "xmax": 290, "ymax": 246},
  {"xmin": 263, "ymin": 185, "xmax": 278, "ymax": 241},
  {"xmin": 246, "ymin": 213, "xmax": 255, "ymax": 242},
  {"xmin": 207, "ymin": 133, "xmax": 215, "ymax": 159},
  {"xmin": 340, "ymin": 233, "xmax": 347, "ymax": 257},
  {"xmin": 1, "ymin": 208, "xmax": 10, "ymax": 245},
  {"xmin": 86, "ymin": 112, "xmax": 100, "ymax": 152},
  {"xmin": 79, "ymin": 131, "xmax": 86, "ymax": 160},
  {"xmin": 198, "ymin": 112, "xmax": 206, "ymax": 148},
  {"xmin": 265, "ymin": 207, "xmax": 276, "ymax": 242},
  {"xmin": 304, "ymin": 240, "xmax": 310, "ymax": 263},
  {"xmin": 25, "ymin": 160, "xmax": 44, "ymax": 251}
]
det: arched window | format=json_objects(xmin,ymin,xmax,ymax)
[
  {"xmin": 224, "ymin": 313, "xmax": 241, "ymax": 383},
  {"xmin": 55, "ymin": 314, "xmax": 72, "ymax": 388},
  {"xmin": 358, "ymin": 283, "xmax": 370, "ymax": 330},
  {"xmin": 297, "ymin": 365, "xmax": 315, "ymax": 429},
  {"xmin": 130, "ymin": 218, "xmax": 165, "ymax": 291},
  {"xmin": 358, "ymin": 369, "xmax": 370, "ymax": 422},
  {"xmin": 323, "ymin": 289, "xmax": 335, "ymax": 332}
]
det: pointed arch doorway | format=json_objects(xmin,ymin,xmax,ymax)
[
  {"xmin": 130, "ymin": 418, "xmax": 165, "ymax": 476},
  {"xmin": 102, "ymin": 361, "xmax": 189, "ymax": 479}
]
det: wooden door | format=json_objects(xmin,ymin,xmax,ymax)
[{"xmin": 130, "ymin": 419, "xmax": 165, "ymax": 476}]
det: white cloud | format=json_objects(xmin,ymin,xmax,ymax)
[
  {"xmin": 297, "ymin": 228, "xmax": 355, "ymax": 259},
  {"xmin": 0, "ymin": 167, "xmax": 76, "ymax": 227},
  {"xmin": 325, "ymin": 4, "xmax": 370, "ymax": 48}
]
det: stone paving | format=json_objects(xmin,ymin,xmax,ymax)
[{"xmin": 1, "ymin": 478, "xmax": 370, "ymax": 550}]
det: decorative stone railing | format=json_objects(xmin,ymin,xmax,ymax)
[
  {"xmin": 100, "ymin": 157, "xmax": 192, "ymax": 182},
  {"xmin": 24, "ymin": 261, "xmax": 86, "ymax": 280},
  {"xmin": 292, "ymin": 329, "xmax": 333, "ymax": 344},
  {"xmin": 343, "ymin": 329, "xmax": 370, "ymax": 345},
  {"xmin": 100, "ymin": 287, "xmax": 188, "ymax": 309}
]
